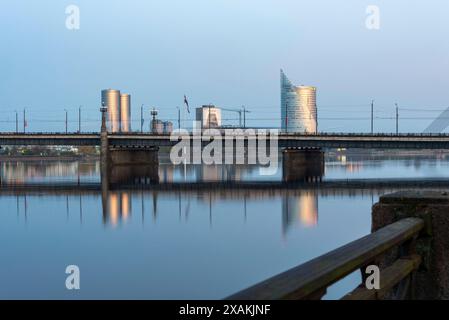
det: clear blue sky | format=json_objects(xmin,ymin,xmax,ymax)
[{"xmin": 1, "ymin": 0, "xmax": 449, "ymax": 132}]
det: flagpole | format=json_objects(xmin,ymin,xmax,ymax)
[{"xmin": 182, "ymin": 95, "xmax": 191, "ymax": 180}]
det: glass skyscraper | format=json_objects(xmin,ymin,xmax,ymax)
[{"xmin": 280, "ymin": 69, "xmax": 317, "ymax": 133}]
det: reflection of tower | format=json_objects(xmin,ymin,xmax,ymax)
[
  {"xmin": 282, "ymin": 191, "xmax": 318, "ymax": 234},
  {"xmin": 198, "ymin": 165, "xmax": 220, "ymax": 182},
  {"xmin": 121, "ymin": 192, "xmax": 131, "ymax": 220},
  {"xmin": 108, "ymin": 193, "xmax": 120, "ymax": 226},
  {"xmin": 106, "ymin": 192, "xmax": 132, "ymax": 226},
  {"xmin": 159, "ymin": 164, "xmax": 174, "ymax": 183}
]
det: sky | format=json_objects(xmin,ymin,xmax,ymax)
[{"xmin": 1, "ymin": 0, "xmax": 449, "ymax": 133}]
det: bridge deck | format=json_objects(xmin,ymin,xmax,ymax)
[{"xmin": 1, "ymin": 133, "xmax": 449, "ymax": 149}]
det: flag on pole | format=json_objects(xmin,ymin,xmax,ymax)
[{"xmin": 183, "ymin": 95, "xmax": 190, "ymax": 113}]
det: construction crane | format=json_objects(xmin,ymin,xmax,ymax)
[{"xmin": 221, "ymin": 106, "xmax": 251, "ymax": 128}]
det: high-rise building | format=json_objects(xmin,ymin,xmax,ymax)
[
  {"xmin": 120, "ymin": 93, "xmax": 131, "ymax": 132},
  {"xmin": 280, "ymin": 70, "xmax": 317, "ymax": 133},
  {"xmin": 101, "ymin": 89, "xmax": 132, "ymax": 133},
  {"xmin": 101, "ymin": 89, "xmax": 121, "ymax": 133},
  {"xmin": 196, "ymin": 105, "xmax": 222, "ymax": 129}
]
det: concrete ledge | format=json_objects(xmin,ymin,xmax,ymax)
[
  {"xmin": 373, "ymin": 190, "xmax": 449, "ymax": 299},
  {"xmin": 379, "ymin": 191, "xmax": 449, "ymax": 205}
]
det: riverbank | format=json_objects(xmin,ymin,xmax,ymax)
[{"xmin": 0, "ymin": 155, "xmax": 99, "ymax": 161}]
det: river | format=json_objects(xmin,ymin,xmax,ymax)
[{"xmin": 0, "ymin": 150, "xmax": 448, "ymax": 299}]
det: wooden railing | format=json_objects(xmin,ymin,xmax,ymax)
[{"xmin": 227, "ymin": 217, "xmax": 424, "ymax": 300}]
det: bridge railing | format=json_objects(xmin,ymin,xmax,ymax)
[
  {"xmin": 0, "ymin": 132, "xmax": 100, "ymax": 136},
  {"xmin": 1, "ymin": 131, "xmax": 449, "ymax": 137},
  {"xmin": 226, "ymin": 217, "xmax": 424, "ymax": 300}
]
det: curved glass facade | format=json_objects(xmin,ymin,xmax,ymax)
[{"xmin": 280, "ymin": 70, "xmax": 317, "ymax": 133}]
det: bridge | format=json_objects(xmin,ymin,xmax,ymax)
[{"xmin": 1, "ymin": 132, "xmax": 449, "ymax": 149}]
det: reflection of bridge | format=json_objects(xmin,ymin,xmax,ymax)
[
  {"xmin": 2, "ymin": 132, "xmax": 449, "ymax": 149},
  {"xmin": 2, "ymin": 178, "xmax": 449, "ymax": 195},
  {"xmin": 5, "ymin": 179, "xmax": 448, "ymax": 234}
]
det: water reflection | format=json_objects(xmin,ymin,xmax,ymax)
[
  {"xmin": 3, "ymin": 154, "xmax": 449, "ymax": 299},
  {"xmin": 8, "ymin": 185, "xmax": 433, "ymax": 241},
  {"xmin": 2, "ymin": 150, "xmax": 449, "ymax": 185},
  {"xmin": 0, "ymin": 160, "xmax": 99, "ymax": 184},
  {"xmin": 282, "ymin": 191, "xmax": 318, "ymax": 233}
]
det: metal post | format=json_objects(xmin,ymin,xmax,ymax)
[
  {"xmin": 65, "ymin": 109, "xmax": 68, "ymax": 133},
  {"xmin": 141, "ymin": 104, "xmax": 144, "ymax": 133},
  {"xmin": 78, "ymin": 106, "xmax": 81, "ymax": 133},
  {"xmin": 15, "ymin": 111, "xmax": 18, "ymax": 133},
  {"xmin": 395, "ymin": 103, "xmax": 399, "ymax": 135},
  {"xmin": 23, "ymin": 109, "xmax": 26, "ymax": 133},
  {"xmin": 177, "ymin": 106, "xmax": 181, "ymax": 129},
  {"xmin": 371, "ymin": 100, "xmax": 374, "ymax": 134},
  {"xmin": 100, "ymin": 106, "xmax": 107, "ymax": 133},
  {"xmin": 243, "ymin": 106, "xmax": 246, "ymax": 128}
]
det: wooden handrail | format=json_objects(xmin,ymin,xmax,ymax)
[{"xmin": 226, "ymin": 217, "xmax": 424, "ymax": 300}]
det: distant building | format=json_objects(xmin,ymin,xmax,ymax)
[
  {"xmin": 280, "ymin": 70, "xmax": 317, "ymax": 133},
  {"xmin": 196, "ymin": 105, "xmax": 222, "ymax": 129},
  {"xmin": 151, "ymin": 119, "xmax": 164, "ymax": 134},
  {"xmin": 101, "ymin": 89, "xmax": 121, "ymax": 133},
  {"xmin": 101, "ymin": 89, "xmax": 132, "ymax": 133},
  {"xmin": 163, "ymin": 121, "xmax": 173, "ymax": 134},
  {"xmin": 120, "ymin": 93, "xmax": 131, "ymax": 132}
]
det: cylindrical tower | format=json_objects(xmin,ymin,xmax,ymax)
[
  {"xmin": 101, "ymin": 89, "xmax": 121, "ymax": 133},
  {"xmin": 120, "ymin": 93, "xmax": 131, "ymax": 132},
  {"xmin": 295, "ymin": 86, "xmax": 317, "ymax": 133},
  {"xmin": 280, "ymin": 70, "xmax": 317, "ymax": 133}
]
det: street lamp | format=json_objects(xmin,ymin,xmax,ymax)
[
  {"xmin": 100, "ymin": 104, "xmax": 108, "ymax": 133},
  {"xmin": 23, "ymin": 108, "xmax": 26, "ymax": 133},
  {"xmin": 64, "ymin": 109, "xmax": 68, "ymax": 133},
  {"xmin": 141, "ymin": 104, "xmax": 144, "ymax": 133},
  {"xmin": 78, "ymin": 105, "xmax": 82, "ymax": 133},
  {"xmin": 14, "ymin": 110, "xmax": 18, "ymax": 133},
  {"xmin": 395, "ymin": 103, "xmax": 399, "ymax": 135}
]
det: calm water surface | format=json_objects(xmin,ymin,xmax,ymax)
[{"xmin": 0, "ymin": 152, "xmax": 448, "ymax": 299}]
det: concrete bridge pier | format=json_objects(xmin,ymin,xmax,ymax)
[
  {"xmin": 100, "ymin": 106, "xmax": 110, "ymax": 223},
  {"xmin": 108, "ymin": 146, "xmax": 160, "ymax": 185},
  {"xmin": 282, "ymin": 147, "xmax": 325, "ymax": 183},
  {"xmin": 100, "ymin": 106, "xmax": 109, "ymax": 167},
  {"xmin": 99, "ymin": 106, "xmax": 159, "ymax": 186}
]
